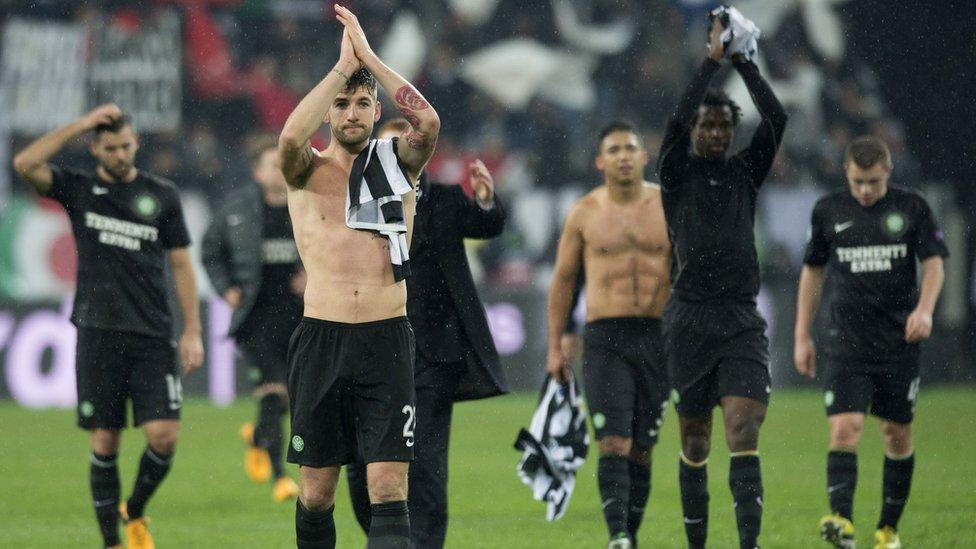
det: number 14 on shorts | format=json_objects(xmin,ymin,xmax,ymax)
[{"xmin": 165, "ymin": 374, "xmax": 183, "ymax": 410}]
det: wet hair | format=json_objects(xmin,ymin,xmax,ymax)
[
  {"xmin": 694, "ymin": 89, "xmax": 741, "ymax": 126},
  {"xmin": 343, "ymin": 68, "xmax": 378, "ymax": 97},
  {"xmin": 248, "ymin": 135, "xmax": 279, "ymax": 167},
  {"xmin": 93, "ymin": 113, "xmax": 134, "ymax": 136},
  {"xmin": 844, "ymin": 135, "xmax": 893, "ymax": 171},
  {"xmin": 379, "ymin": 118, "xmax": 412, "ymax": 136},
  {"xmin": 597, "ymin": 121, "xmax": 639, "ymax": 151}
]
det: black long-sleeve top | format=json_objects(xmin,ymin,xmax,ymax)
[{"xmin": 657, "ymin": 58, "xmax": 787, "ymax": 303}]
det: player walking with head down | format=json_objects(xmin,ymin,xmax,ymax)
[
  {"xmin": 795, "ymin": 137, "xmax": 947, "ymax": 549},
  {"xmin": 277, "ymin": 5, "xmax": 439, "ymax": 548},
  {"xmin": 547, "ymin": 122, "xmax": 671, "ymax": 549},
  {"xmin": 13, "ymin": 104, "xmax": 204, "ymax": 549},
  {"xmin": 656, "ymin": 8, "xmax": 787, "ymax": 549}
]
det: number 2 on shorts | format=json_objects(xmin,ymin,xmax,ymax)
[{"xmin": 401, "ymin": 404, "xmax": 416, "ymax": 446}]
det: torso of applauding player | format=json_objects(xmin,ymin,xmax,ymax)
[
  {"xmin": 578, "ymin": 183, "xmax": 671, "ymax": 321},
  {"xmin": 288, "ymin": 151, "xmax": 416, "ymax": 323}
]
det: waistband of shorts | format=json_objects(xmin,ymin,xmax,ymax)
[
  {"xmin": 668, "ymin": 296, "xmax": 757, "ymax": 308},
  {"xmin": 300, "ymin": 316, "xmax": 408, "ymax": 329},
  {"xmin": 585, "ymin": 317, "xmax": 662, "ymax": 330}
]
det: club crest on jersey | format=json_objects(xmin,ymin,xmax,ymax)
[
  {"xmin": 133, "ymin": 194, "xmax": 160, "ymax": 220},
  {"xmin": 883, "ymin": 211, "xmax": 907, "ymax": 238}
]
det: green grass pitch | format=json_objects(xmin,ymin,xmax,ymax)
[{"xmin": 0, "ymin": 388, "xmax": 973, "ymax": 547}]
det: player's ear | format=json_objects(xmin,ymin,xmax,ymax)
[
  {"xmin": 594, "ymin": 152, "xmax": 605, "ymax": 172},
  {"xmin": 374, "ymin": 100, "xmax": 381, "ymax": 122}
]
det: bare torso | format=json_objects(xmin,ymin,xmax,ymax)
[
  {"xmin": 580, "ymin": 183, "xmax": 671, "ymax": 321},
  {"xmin": 288, "ymin": 150, "xmax": 415, "ymax": 323}
]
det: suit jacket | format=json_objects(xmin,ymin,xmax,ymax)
[
  {"xmin": 409, "ymin": 178, "xmax": 509, "ymax": 401},
  {"xmin": 202, "ymin": 185, "xmax": 299, "ymax": 336}
]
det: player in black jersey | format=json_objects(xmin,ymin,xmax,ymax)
[
  {"xmin": 202, "ymin": 138, "xmax": 303, "ymax": 503},
  {"xmin": 657, "ymin": 14, "xmax": 786, "ymax": 549},
  {"xmin": 794, "ymin": 137, "xmax": 947, "ymax": 549},
  {"xmin": 13, "ymin": 104, "xmax": 204, "ymax": 549}
]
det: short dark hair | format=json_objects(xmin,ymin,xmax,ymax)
[
  {"xmin": 379, "ymin": 118, "xmax": 412, "ymax": 136},
  {"xmin": 94, "ymin": 113, "xmax": 134, "ymax": 136},
  {"xmin": 695, "ymin": 89, "xmax": 741, "ymax": 126},
  {"xmin": 597, "ymin": 121, "xmax": 639, "ymax": 151},
  {"xmin": 844, "ymin": 136, "xmax": 893, "ymax": 171},
  {"xmin": 343, "ymin": 68, "xmax": 377, "ymax": 97}
]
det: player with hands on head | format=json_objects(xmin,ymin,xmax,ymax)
[{"xmin": 13, "ymin": 102, "xmax": 203, "ymax": 549}]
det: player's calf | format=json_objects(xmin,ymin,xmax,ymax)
[
  {"xmin": 721, "ymin": 399, "xmax": 766, "ymax": 549},
  {"xmin": 597, "ymin": 436, "xmax": 634, "ymax": 542},
  {"xmin": 627, "ymin": 447, "xmax": 652, "ymax": 544},
  {"xmin": 297, "ymin": 467, "xmax": 338, "ymax": 548},
  {"xmin": 366, "ymin": 461, "xmax": 410, "ymax": 548}
]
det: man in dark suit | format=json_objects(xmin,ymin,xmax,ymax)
[
  {"xmin": 201, "ymin": 138, "xmax": 303, "ymax": 502},
  {"xmin": 346, "ymin": 118, "xmax": 509, "ymax": 548}
]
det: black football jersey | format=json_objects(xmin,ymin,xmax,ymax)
[
  {"xmin": 803, "ymin": 186, "xmax": 948, "ymax": 367},
  {"xmin": 46, "ymin": 166, "xmax": 191, "ymax": 338}
]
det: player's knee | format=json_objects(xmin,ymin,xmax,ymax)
[
  {"xmin": 300, "ymin": 484, "xmax": 335, "ymax": 511},
  {"xmin": 146, "ymin": 428, "xmax": 178, "ymax": 455},
  {"xmin": 682, "ymin": 434, "xmax": 710, "ymax": 462},
  {"xmin": 725, "ymin": 415, "xmax": 763, "ymax": 451},
  {"xmin": 368, "ymin": 470, "xmax": 408, "ymax": 503},
  {"xmin": 91, "ymin": 430, "xmax": 121, "ymax": 455},
  {"xmin": 881, "ymin": 422, "xmax": 912, "ymax": 456},
  {"xmin": 829, "ymin": 416, "xmax": 864, "ymax": 449},
  {"xmin": 597, "ymin": 436, "xmax": 632, "ymax": 457}
]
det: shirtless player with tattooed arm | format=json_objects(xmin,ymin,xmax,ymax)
[{"xmin": 277, "ymin": 6, "xmax": 439, "ymax": 548}]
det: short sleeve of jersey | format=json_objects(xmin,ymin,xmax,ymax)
[
  {"xmin": 803, "ymin": 199, "xmax": 831, "ymax": 266},
  {"xmin": 158, "ymin": 184, "xmax": 191, "ymax": 249},
  {"xmin": 45, "ymin": 166, "xmax": 86, "ymax": 206},
  {"xmin": 912, "ymin": 196, "xmax": 949, "ymax": 261}
]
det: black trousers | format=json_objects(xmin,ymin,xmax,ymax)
[{"xmin": 347, "ymin": 356, "xmax": 462, "ymax": 549}]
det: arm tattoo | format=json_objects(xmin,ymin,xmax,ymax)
[
  {"xmin": 405, "ymin": 130, "xmax": 429, "ymax": 150},
  {"xmin": 394, "ymin": 86, "xmax": 432, "ymax": 150},
  {"xmin": 394, "ymin": 86, "xmax": 430, "ymax": 111},
  {"xmin": 398, "ymin": 109, "xmax": 422, "ymax": 129},
  {"xmin": 291, "ymin": 146, "xmax": 315, "ymax": 188}
]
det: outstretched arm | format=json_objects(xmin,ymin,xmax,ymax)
[
  {"xmin": 732, "ymin": 57, "xmax": 787, "ymax": 186},
  {"xmin": 13, "ymin": 104, "xmax": 123, "ymax": 195},
  {"xmin": 278, "ymin": 29, "xmax": 361, "ymax": 188},
  {"xmin": 336, "ymin": 5, "xmax": 440, "ymax": 181},
  {"xmin": 657, "ymin": 20, "xmax": 724, "ymax": 187}
]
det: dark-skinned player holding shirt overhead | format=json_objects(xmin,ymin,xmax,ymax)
[
  {"xmin": 794, "ymin": 137, "xmax": 947, "ymax": 549},
  {"xmin": 656, "ymin": 9, "xmax": 787, "ymax": 549},
  {"xmin": 277, "ymin": 6, "xmax": 439, "ymax": 549},
  {"xmin": 12, "ymin": 104, "xmax": 204, "ymax": 549}
]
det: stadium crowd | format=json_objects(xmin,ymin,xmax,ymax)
[{"xmin": 3, "ymin": 0, "xmax": 923, "ymax": 286}]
